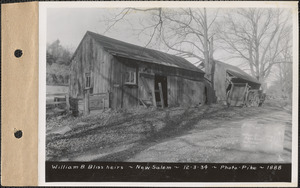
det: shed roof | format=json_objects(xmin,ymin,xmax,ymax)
[
  {"xmin": 84, "ymin": 31, "xmax": 204, "ymax": 73},
  {"xmin": 215, "ymin": 60, "xmax": 261, "ymax": 85}
]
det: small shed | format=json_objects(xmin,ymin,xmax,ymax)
[
  {"xmin": 69, "ymin": 31, "xmax": 207, "ymax": 111},
  {"xmin": 213, "ymin": 60, "xmax": 261, "ymax": 105}
]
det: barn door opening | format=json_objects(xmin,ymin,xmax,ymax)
[
  {"xmin": 154, "ymin": 75, "xmax": 168, "ymax": 107},
  {"xmin": 204, "ymin": 86, "xmax": 208, "ymax": 104}
]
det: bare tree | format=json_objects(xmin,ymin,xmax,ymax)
[
  {"xmin": 101, "ymin": 8, "xmax": 219, "ymax": 81},
  {"xmin": 158, "ymin": 8, "xmax": 218, "ymax": 81},
  {"xmin": 218, "ymin": 8, "xmax": 292, "ymax": 88},
  {"xmin": 273, "ymin": 29, "xmax": 293, "ymax": 99}
]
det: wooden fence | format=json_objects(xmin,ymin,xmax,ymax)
[
  {"xmin": 46, "ymin": 93, "xmax": 70, "ymax": 112},
  {"xmin": 82, "ymin": 91, "xmax": 110, "ymax": 115},
  {"xmin": 47, "ymin": 92, "xmax": 110, "ymax": 116},
  {"xmin": 89, "ymin": 93, "xmax": 110, "ymax": 110}
]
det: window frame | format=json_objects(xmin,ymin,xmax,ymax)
[
  {"xmin": 124, "ymin": 68, "xmax": 137, "ymax": 85},
  {"xmin": 85, "ymin": 72, "xmax": 91, "ymax": 88}
]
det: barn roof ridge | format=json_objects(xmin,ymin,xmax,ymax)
[
  {"xmin": 85, "ymin": 31, "xmax": 204, "ymax": 73},
  {"xmin": 214, "ymin": 60, "xmax": 260, "ymax": 84}
]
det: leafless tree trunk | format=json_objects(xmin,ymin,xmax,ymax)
[{"xmin": 275, "ymin": 30, "xmax": 293, "ymax": 100}]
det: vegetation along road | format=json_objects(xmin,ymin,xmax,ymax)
[{"xmin": 46, "ymin": 100, "xmax": 292, "ymax": 163}]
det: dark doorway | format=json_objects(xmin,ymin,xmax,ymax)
[
  {"xmin": 154, "ymin": 75, "xmax": 168, "ymax": 107},
  {"xmin": 226, "ymin": 83, "xmax": 232, "ymax": 95}
]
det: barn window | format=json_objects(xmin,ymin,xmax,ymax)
[
  {"xmin": 125, "ymin": 67, "xmax": 136, "ymax": 84},
  {"xmin": 85, "ymin": 73, "xmax": 91, "ymax": 88}
]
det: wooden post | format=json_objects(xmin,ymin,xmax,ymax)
[
  {"xmin": 102, "ymin": 98, "xmax": 105, "ymax": 109},
  {"xmin": 158, "ymin": 82, "xmax": 165, "ymax": 108},
  {"xmin": 139, "ymin": 99, "xmax": 147, "ymax": 108},
  {"xmin": 66, "ymin": 94, "xmax": 70, "ymax": 111},
  {"xmin": 242, "ymin": 83, "xmax": 249, "ymax": 106},
  {"xmin": 84, "ymin": 89, "xmax": 90, "ymax": 115},
  {"xmin": 107, "ymin": 92, "xmax": 111, "ymax": 108},
  {"xmin": 151, "ymin": 89, "xmax": 157, "ymax": 107}
]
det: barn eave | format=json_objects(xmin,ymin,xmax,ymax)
[{"xmin": 107, "ymin": 50, "xmax": 205, "ymax": 76}]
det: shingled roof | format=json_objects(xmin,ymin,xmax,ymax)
[{"xmin": 82, "ymin": 31, "xmax": 204, "ymax": 73}]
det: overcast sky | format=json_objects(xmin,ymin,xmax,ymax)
[
  {"xmin": 47, "ymin": 8, "xmax": 153, "ymax": 52},
  {"xmin": 47, "ymin": 8, "xmax": 245, "ymax": 68},
  {"xmin": 47, "ymin": 8, "xmax": 293, "ymax": 86}
]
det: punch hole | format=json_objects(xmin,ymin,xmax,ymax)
[
  {"xmin": 14, "ymin": 129, "xmax": 23, "ymax": 139},
  {"xmin": 14, "ymin": 49, "xmax": 23, "ymax": 58}
]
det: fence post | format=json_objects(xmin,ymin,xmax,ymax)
[
  {"xmin": 104, "ymin": 92, "xmax": 109, "ymax": 109},
  {"xmin": 66, "ymin": 94, "xmax": 70, "ymax": 111},
  {"xmin": 108, "ymin": 92, "xmax": 111, "ymax": 108},
  {"xmin": 84, "ymin": 89, "xmax": 90, "ymax": 115}
]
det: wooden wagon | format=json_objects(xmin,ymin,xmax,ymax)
[{"xmin": 226, "ymin": 82, "xmax": 265, "ymax": 107}]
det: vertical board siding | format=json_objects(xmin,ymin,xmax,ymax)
[
  {"xmin": 139, "ymin": 63, "xmax": 205, "ymax": 107},
  {"xmin": 91, "ymin": 39, "xmax": 112, "ymax": 94},
  {"xmin": 70, "ymin": 45, "xmax": 83, "ymax": 98},
  {"xmin": 69, "ymin": 35, "xmax": 112, "ymax": 100},
  {"xmin": 123, "ymin": 85, "xmax": 139, "ymax": 108},
  {"xmin": 177, "ymin": 76, "xmax": 184, "ymax": 105},
  {"xmin": 167, "ymin": 76, "xmax": 178, "ymax": 107},
  {"xmin": 168, "ymin": 74, "xmax": 205, "ymax": 107},
  {"xmin": 113, "ymin": 57, "xmax": 139, "ymax": 109},
  {"xmin": 70, "ymin": 40, "xmax": 205, "ymax": 109},
  {"xmin": 110, "ymin": 58, "xmax": 123, "ymax": 109}
]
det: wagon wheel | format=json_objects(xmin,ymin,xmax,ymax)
[
  {"xmin": 243, "ymin": 89, "xmax": 249, "ymax": 107},
  {"xmin": 252, "ymin": 95, "xmax": 260, "ymax": 107},
  {"xmin": 246, "ymin": 92, "xmax": 255, "ymax": 107}
]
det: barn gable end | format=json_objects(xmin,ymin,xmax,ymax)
[
  {"xmin": 70, "ymin": 34, "xmax": 114, "ymax": 99},
  {"xmin": 212, "ymin": 60, "xmax": 261, "ymax": 104}
]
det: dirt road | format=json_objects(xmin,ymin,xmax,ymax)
[
  {"xmin": 46, "ymin": 104, "xmax": 292, "ymax": 163},
  {"xmin": 127, "ymin": 109, "xmax": 292, "ymax": 163}
]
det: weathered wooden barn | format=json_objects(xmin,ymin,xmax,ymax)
[
  {"xmin": 69, "ymin": 31, "xmax": 207, "ymax": 111},
  {"xmin": 212, "ymin": 60, "xmax": 261, "ymax": 105}
]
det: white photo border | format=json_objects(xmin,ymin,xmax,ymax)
[{"xmin": 39, "ymin": 1, "xmax": 298, "ymax": 187}]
